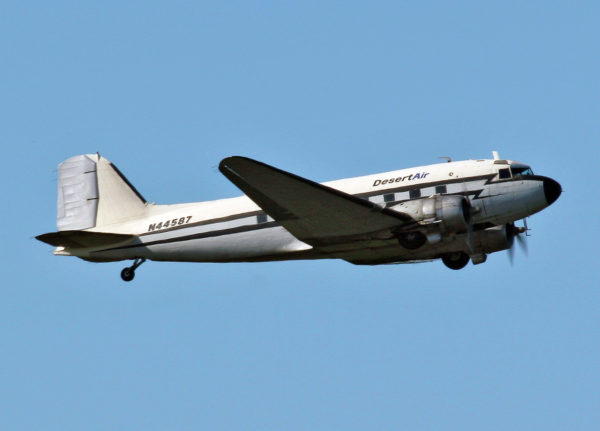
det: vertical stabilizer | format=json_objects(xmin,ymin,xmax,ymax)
[{"xmin": 95, "ymin": 155, "xmax": 147, "ymax": 227}]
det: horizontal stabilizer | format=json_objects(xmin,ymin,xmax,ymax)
[{"xmin": 36, "ymin": 231, "xmax": 135, "ymax": 248}]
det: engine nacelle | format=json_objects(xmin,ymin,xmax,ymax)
[
  {"xmin": 472, "ymin": 225, "xmax": 513, "ymax": 254},
  {"xmin": 391, "ymin": 195, "xmax": 471, "ymax": 234}
]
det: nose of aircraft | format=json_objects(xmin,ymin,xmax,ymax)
[{"xmin": 543, "ymin": 178, "xmax": 562, "ymax": 205}]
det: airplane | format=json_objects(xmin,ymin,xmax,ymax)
[{"xmin": 36, "ymin": 151, "xmax": 561, "ymax": 281}]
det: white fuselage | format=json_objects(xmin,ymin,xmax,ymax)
[{"xmin": 64, "ymin": 157, "xmax": 555, "ymax": 265}]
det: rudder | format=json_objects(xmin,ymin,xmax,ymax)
[{"xmin": 56, "ymin": 154, "xmax": 147, "ymax": 231}]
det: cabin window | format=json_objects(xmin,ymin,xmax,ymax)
[
  {"xmin": 256, "ymin": 213, "xmax": 268, "ymax": 224},
  {"xmin": 498, "ymin": 168, "xmax": 511, "ymax": 179},
  {"xmin": 384, "ymin": 193, "xmax": 395, "ymax": 203},
  {"xmin": 435, "ymin": 185, "xmax": 447, "ymax": 194},
  {"xmin": 409, "ymin": 189, "xmax": 421, "ymax": 199}
]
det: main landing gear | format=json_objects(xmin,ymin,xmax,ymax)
[
  {"xmin": 441, "ymin": 252, "xmax": 470, "ymax": 270},
  {"xmin": 120, "ymin": 258, "xmax": 146, "ymax": 282}
]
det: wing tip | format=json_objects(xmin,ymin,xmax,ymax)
[
  {"xmin": 219, "ymin": 156, "xmax": 264, "ymax": 175},
  {"xmin": 218, "ymin": 156, "xmax": 240, "ymax": 173},
  {"xmin": 35, "ymin": 234, "xmax": 47, "ymax": 244}
]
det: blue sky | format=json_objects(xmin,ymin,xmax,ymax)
[{"xmin": 1, "ymin": 1, "xmax": 598, "ymax": 430}]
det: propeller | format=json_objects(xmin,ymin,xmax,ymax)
[
  {"xmin": 463, "ymin": 199, "xmax": 474, "ymax": 254},
  {"xmin": 506, "ymin": 221, "xmax": 528, "ymax": 264},
  {"xmin": 463, "ymin": 198, "xmax": 484, "ymax": 255}
]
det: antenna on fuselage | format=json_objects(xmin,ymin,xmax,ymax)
[
  {"xmin": 438, "ymin": 156, "xmax": 452, "ymax": 163},
  {"xmin": 492, "ymin": 151, "xmax": 500, "ymax": 160}
]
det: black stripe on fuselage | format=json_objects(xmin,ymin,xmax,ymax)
[
  {"xmin": 382, "ymin": 190, "xmax": 499, "ymax": 208},
  {"xmin": 140, "ymin": 210, "xmax": 266, "ymax": 237},
  {"xmin": 94, "ymin": 221, "xmax": 280, "ymax": 253}
]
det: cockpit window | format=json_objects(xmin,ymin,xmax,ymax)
[
  {"xmin": 498, "ymin": 168, "xmax": 511, "ymax": 179},
  {"xmin": 512, "ymin": 167, "xmax": 534, "ymax": 177}
]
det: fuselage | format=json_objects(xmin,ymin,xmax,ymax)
[{"xmin": 63, "ymin": 157, "xmax": 560, "ymax": 265}]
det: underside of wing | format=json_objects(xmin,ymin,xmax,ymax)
[{"xmin": 219, "ymin": 156, "xmax": 416, "ymax": 247}]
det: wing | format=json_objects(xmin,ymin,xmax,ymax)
[{"xmin": 218, "ymin": 156, "xmax": 416, "ymax": 247}]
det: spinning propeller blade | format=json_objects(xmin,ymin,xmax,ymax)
[{"xmin": 507, "ymin": 221, "xmax": 528, "ymax": 265}]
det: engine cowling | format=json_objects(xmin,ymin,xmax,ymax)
[
  {"xmin": 391, "ymin": 195, "xmax": 471, "ymax": 234},
  {"xmin": 471, "ymin": 224, "xmax": 514, "ymax": 254}
]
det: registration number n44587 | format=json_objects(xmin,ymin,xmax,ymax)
[{"xmin": 148, "ymin": 216, "xmax": 192, "ymax": 232}]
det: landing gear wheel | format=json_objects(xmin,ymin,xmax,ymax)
[
  {"xmin": 121, "ymin": 267, "xmax": 135, "ymax": 282},
  {"xmin": 442, "ymin": 252, "xmax": 470, "ymax": 270},
  {"xmin": 397, "ymin": 231, "xmax": 427, "ymax": 250},
  {"xmin": 120, "ymin": 257, "xmax": 146, "ymax": 282}
]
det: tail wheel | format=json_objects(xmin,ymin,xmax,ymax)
[
  {"xmin": 121, "ymin": 267, "xmax": 135, "ymax": 282},
  {"xmin": 120, "ymin": 257, "xmax": 146, "ymax": 282},
  {"xmin": 441, "ymin": 252, "xmax": 470, "ymax": 270}
]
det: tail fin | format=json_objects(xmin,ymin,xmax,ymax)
[{"xmin": 57, "ymin": 154, "xmax": 147, "ymax": 231}]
